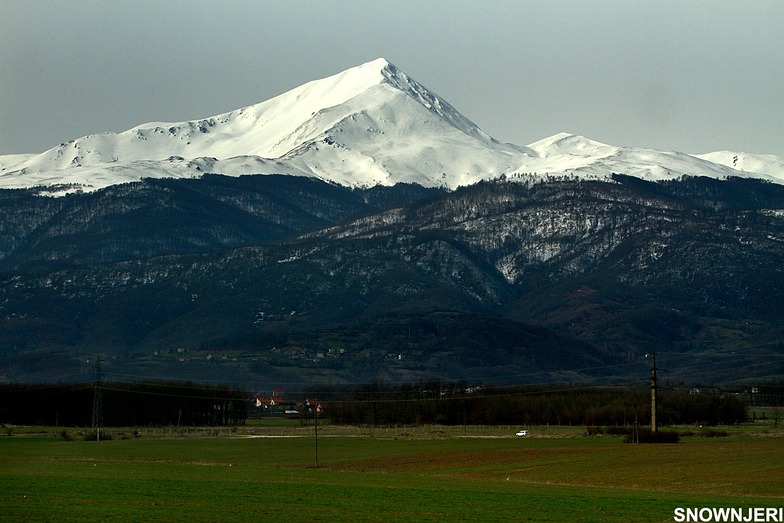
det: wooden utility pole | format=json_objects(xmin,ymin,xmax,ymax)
[
  {"xmin": 314, "ymin": 402, "xmax": 319, "ymax": 468},
  {"xmin": 308, "ymin": 400, "xmax": 320, "ymax": 468},
  {"xmin": 650, "ymin": 353, "xmax": 657, "ymax": 433}
]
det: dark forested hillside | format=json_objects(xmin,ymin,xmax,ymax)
[
  {"xmin": 0, "ymin": 174, "xmax": 442, "ymax": 268},
  {"xmin": 1, "ymin": 175, "xmax": 783, "ymax": 386}
]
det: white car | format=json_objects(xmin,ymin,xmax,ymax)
[{"xmin": 515, "ymin": 430, "xmax": 528, "ymax": 437}]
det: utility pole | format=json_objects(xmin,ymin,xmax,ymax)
[
  {"xmin": 92, "ymin": 356, "xmax": 103, "ymax": 441},
  {"xmin": 307, "ymin": 400, "xmax": 320, "ymax": 468},
  {"xmin": 650, "ymin": 352, "xmax": 657, "ymax": 433}
]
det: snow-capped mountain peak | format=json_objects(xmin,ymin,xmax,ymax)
[
  {"xmin": 0, "ymin": 58, "xmax": 782, "ymax": 195},
  {"xmin": 527, "ymin": 133, "xmax": 617, "ymax": 158}
]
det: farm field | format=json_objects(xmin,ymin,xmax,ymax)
[{"xmin": 1, "ymin": 426, "xmax": 783, "ymax": 522}]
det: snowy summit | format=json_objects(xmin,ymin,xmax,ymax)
[{"xmin": 1, "ymin": 58, "xmax": 782, "ymax": 195}]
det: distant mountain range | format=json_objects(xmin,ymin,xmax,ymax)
[
  {"xmin": 1, "ymin": 58, "xmax": 782, "ymax": 195},
  {"xmin": 0, "ymin": 59, "xmax": 783, "ymax": 387}
]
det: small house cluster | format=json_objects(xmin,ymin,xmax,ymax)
[{"xmin": 254, "ymin": 392, "xmax": 324, "ymax": 418}]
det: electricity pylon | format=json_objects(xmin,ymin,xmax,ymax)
[{"xmin": 92, "ymin": 356, "xmax": 103, "ymax": 441}]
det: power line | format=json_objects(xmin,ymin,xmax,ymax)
[{"xmin": 99, "ymin": 385, "xmax": 250, "ymax": 402}]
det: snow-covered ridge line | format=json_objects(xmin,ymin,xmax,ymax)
[
  {"xmin": 1, "ymin": 58, "xmax": 782, "ymax": 195},
  {"xmin": 694, "ymin": 151, "xmax": 784, "ymax": 181}
]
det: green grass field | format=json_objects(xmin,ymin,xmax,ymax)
[{"xmin": 1, "ymin": 426, "xmax": 783, "ymax": 522}]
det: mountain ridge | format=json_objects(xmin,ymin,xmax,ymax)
[
  {"xmin": 2, "ymin": 59, "xmax": 783, "ymax": 386},
  {"xmin": 1, "ymin": 58, "xmax": 782, "ymax": 195},
  {"xmin": 1, "ymin": 174, "xmax": 782, "ymax": 385}
]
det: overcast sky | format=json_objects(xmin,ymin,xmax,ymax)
[{"xmin": 2, "ymin": 1, "xmax": 782, "ymax": 157}]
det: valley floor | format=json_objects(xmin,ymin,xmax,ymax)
[{"xmin": 2, "ymin": 422, "xmax": 782, "ymax": 522}]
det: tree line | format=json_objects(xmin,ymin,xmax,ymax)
[
  {"xmin": 318, "ymin": 382, "xmax": 748, "ymax": 427},
  {"xmin": 0, "ymin": 381, "xmax": 248, "ymax": 427},
  {"xmin": 0, "ymin": 380, "xmax": 753, "ymax": 428}
]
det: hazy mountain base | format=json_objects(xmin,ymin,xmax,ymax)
[{"xmin": 1, "ymin": 175, "xmax": 783, "ymax": 386}]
